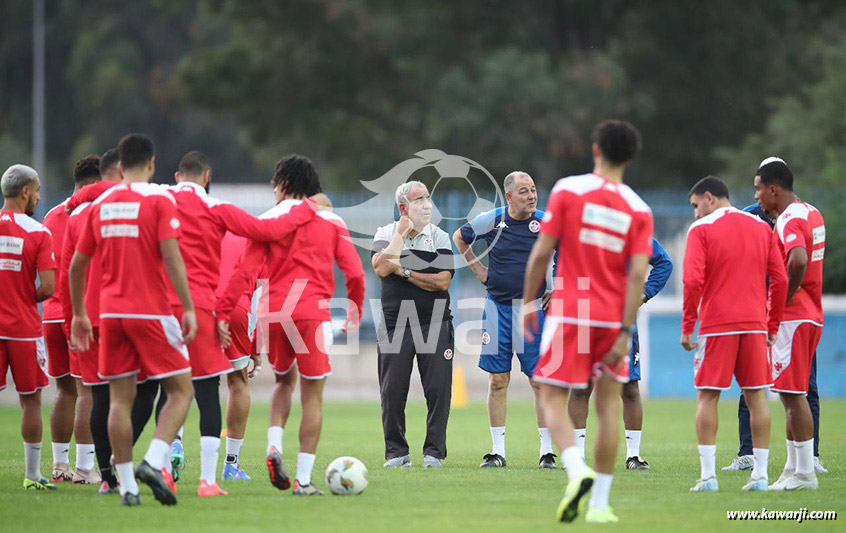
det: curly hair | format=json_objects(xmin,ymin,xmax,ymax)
[
  {"xmin": 271, "ymin": 154, "xmax": 322, "ymax": 198},
  {"xmin": 73, "ymin": 154, "xmax": 101, "ymax": 184}
]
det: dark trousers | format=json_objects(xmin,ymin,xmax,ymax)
[
  {"xmin": 377, "ymin": 320, "xmax": 454, "ymax": 460},
  {"xmin": 737, "ymin": 352, "xmax": 819, "ymax": 456}
]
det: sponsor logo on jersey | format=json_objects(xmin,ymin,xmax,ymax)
[
  {"xmin": 582, "ymin": 203, "xmax": 632, "ymax": 234},
  {"xmin": 0, "ymin": 236, "xmax": 24, "ymax": 255},
  {"xmin": 0, "ymin": 258, "xmax": 22, "ymax": 271},
  {"xmin": 811, "ymin": 248, "xmax": 825, "ymax": 262},
  {"xmin": 100, "ymin": 202, "xmax": 141, "ymax": 221},
  {"xmin": 496, "ymin": 220, "xmax": 508, "ymax": 229},
  {"xmin": 101, "ymin": 224, "xmax": 139, "ymax": 238},
  {"xmin": 579, "ymin": 228, "xmax": 625, "ymax": 253},
  {"xmin": 813, "ymin": 226, "xmax": 825, "ymax": 245}
]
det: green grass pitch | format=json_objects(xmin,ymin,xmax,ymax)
[{"xmin": 0, "ymin": 399, "xmax": 842, "ymax": 532}]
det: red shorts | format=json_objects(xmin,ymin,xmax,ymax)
[
  {"xmin": 693, "ymin": 333, "xmax": 770, "ymax": 389},
  {"xmin": 225, "ymin": 305, "xmax": 253, "ymax": 371},
  {"xmin": 44, "ymin": 322, "xmax": 72, "ymax": 379},
  {"xmin": 772, "ymin": 322, "xmax": 822, "ymax": 394},
  {"xmin": 0, "ymin": 338, "xmax": 49, "ymax": 394},
  {"xmin": 99, "ymin": 316, "xmax": 191, "ymax": 381},
  {"xmin": 533, "ymin": 321, "xmax": 628, "ymax": 389},
  {"xmin": 70, "ymin": 327, "xmax": 105, "ymax": 386},
  {"xmin": 261, "ymin": 320, "xmax": 332, "ymax": 379},
  {"xmin": 173, "ymin": 306, "xmax": 232, "ymax": 380}
]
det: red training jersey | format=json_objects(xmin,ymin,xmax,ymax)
[
  {"xmin": 166, "ymin": 182, "xmax": 315, "ymax": 311},
  {"xmin": 60, "ymin": 202, "xmax": 103, "ymax": 328},
  {"xmin": 0, "ymin": 210, "xmax": 55, "ymax": 339},
  {"xmin": 682, "ymin": 206, "xmax": 787, "ymax": 336},
  {"xmin": 217, "ymin": 199, "xmax": 365, "ymax": 324},
  {"xmin": 775, "ymin": 201, "xmax": 825, "ymax": 324},
  {"xmin": 77, "ymin": 183, "xmax": 181, "ymax": 317},
  {"xmin": 540, "ymin": 174, "xmax": 653, "ymax": 327},
  {"xmin": 66, "ymin": 180, "xmax": 117, "ymax": 214},
  {"xmin": 217, "ymin": 232, "xmax": 251, "ymax": 312},
  {"xmin": 41, "ymin": 199, "xmax": 69, "ymax": 322}
]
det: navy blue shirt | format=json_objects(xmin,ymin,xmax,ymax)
[
  {"xmin": 644, "ymin": 238, "xmax": 673, "ymax": 301},
  {"xmin": 459, "ymin": 207, "xmax": 552, "ymax": 303},
  {"xmin": 742, "ymin": 203, "xmax": 776, "ymax": 229}
]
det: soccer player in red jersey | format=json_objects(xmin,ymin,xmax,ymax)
[
  {"xmin": 521, "ymin": 121, "xmax": 652, "ymax": 524},
  {"xmin": 682, "ymin": 176, "xmax": 787, "ymax": 492},
  {"xmin": 0, "ymin": 164, "xmax": 55, "ymax": 490},
  {"xmin": 43, "ymin": 155, "xmax": 102, "ymax": 485},
  {"xmin": 69, "ymin": 134, "xmax": 197, "ymax": 507},
  {"xmin": 218, "ymin": 155, "xmax": 365, "ymax": 496},
  {"xmin": 163, "ymin": 151, "xmax": 321, "ymax": 496},
  {"xmin": 753, "ymin": 157, "xmax": 825, "ymax": 491}
]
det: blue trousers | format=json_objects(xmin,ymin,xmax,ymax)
[{"xmin": 736, "ymin": 353, "xmax": 819, "ymax": 457}]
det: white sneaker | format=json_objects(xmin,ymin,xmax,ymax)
[
  {"xmin": 814, "ymin": 456, "xmax": 829, "ymax": 474},
  {"xmin": 422, "ymin": 455, "xmax": 442, "ymax": 468},
  {"xmin": 782, "ymin": 472, "xmax": 818, "ymax": 491},
  {"xmin": 741, "ymin": 477, "xmax": 768, "ymax": 491},
  {"xmin": 721, "ymin": 455, "xmax": 753, "ymax": 471},
  {"xmin": 383, "ymin": 455, "xmax": 411, "ymax": 468},
  {"xmin": 768, "ymin": 469, "xmax": 795, "ymax": 491},
  {"xmin": 690, "ymin": 477, "xmax": 719, "ymax": 492}
]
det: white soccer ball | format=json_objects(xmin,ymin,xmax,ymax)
[{"xmin": 325, "ymin": 456, "xmax": 369, "ymax": 495}]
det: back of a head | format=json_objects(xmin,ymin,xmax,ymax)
[
  {"xmin": 689, "ymin": 175, "xmax": 730, "ymax": 200},
  {"xmin": 592, "ymin": 120, "xmax": 641, "ymax": 165},
  {"xmin": 272, "ymin": 154, "xmax": 322, "ymax": 197},
  {"xmin": 99, "ymin": 148, "xmax": 120, "ymax": 175},
  {"xmin": 757, "ymin": 157, "xmax": 793, "ymax": 191},
  {"xmin": 1, "ymin": 164, "xmax": 38, "ymax": 199},
  {"xmin": 178, "ymin": 151, "xmax": 211, "ymax": 178},
  {"xmin": 74, "ymin": 154, "xmax": 101, "ymax": 185},
  {"xmin": 118, "ymin": 134, "xmax": 155, "ymax": 170}
]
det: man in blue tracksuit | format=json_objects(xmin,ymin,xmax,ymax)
[
  {"xmin": 453, "ymin": 171, "xmax": 557, "ymax": 469},
  {"xmin": 721, "ymin": 203, "xmax": 827, "ymax": 474},
  {"xmin": 568, "ymin": 237, "xmax": 673, "ymax": 470}
]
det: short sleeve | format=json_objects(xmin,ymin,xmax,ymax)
[
  {"xmin": 156, "ymin": 197, "xmax": 180, "ymax": 242},
  {"xmin": 36, "ymin": 232, "xmax": 56, "ymax": 271},
  {"xmin": 778, "ymin": 216, "xmax": 807, "ymax": 255},
  {"xmin": 539, "ymin": 190, "xmax": 566, "ymax": 239},
  {"xmin": 459, "ymin": 208, "xmax": 499, "ymax": 244},
  {"xmin": 371, "ymin": 223, "xmax": 393, "ymax": 257},
  {"xmin": 628, "ymin": 212, "xmax": 654, "ymax": 256},
  {"xmin": 77, "ymin": 206, "xmax": 99, "ymax": 256}
]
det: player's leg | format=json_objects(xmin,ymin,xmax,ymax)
[
  {"xmin": 479, "ymin": 298, "xmax": 509, "ymax": 467},
  {"xmin": 294, "ymin": 375, "xmax": 326, "ymax": 495},
  {"xmin": 266, "ymin": 368, "xmax": 297, "ymax": 490},
  {"xmin": 588, "ymin": 373, "xmax": 624, "ymax": 520},
  {"xmin": 71, "ymin": 379, "xmax": 99, "ymax": 483},
  {"xmin": 693, "ymin": 388, "xmax": 720, "ymax": 489},
  {"xmin": 378, "ymin": 322, "xmax": 415, "ymax": 466},
  {"xmin": 733, "ymin": 333, "xmax": 771, "ymax": 491},
  {"xmin": 567, "ymin": 381, "xmax": 593, "ymax": 460},
  {"xmin": 723, "ymin": 393, "xmax": 754, "ymax": 471},
  {"xmin": 531, "ymin": 379, "xmax": 556, "ymax": 468},
  {"xmin": 742, "ymin": 388, "xmax": 770, "ymax": 489},
  {"xmin": 418, "ymin": 320, "xmax": 453, "ymax": 468},
  {"xmin": 130, "ymin": 379, "xmax": 159, "ymax": 444},
  {"xmin": 20, "ymin": 390, "xmax": 54, "ymax": 489},
  {"xmin": 49, "ymin": 375, "xmax": 77, "ymax": 482},
  {"xmin": 518, "ymin": 307, "xmax": 554, "ymax": 468},
  {"xmin": 194, "ymin": 376, "xmax": 227, "ymax": 495},
  {"xmin": 621, "ymin": 380, "xmax": 649, "ymax": 469},
  {"xmin": 807, "ymin": 352, "xmax": 826, "ymax": 473},
  {"xmin": 89, "ymin": 383, "xmax": 117, "ymax": 492},
  {"xmin": 108, "ymin": 375, "xmax": 140, "ymax": 499},
  {"xmin": 223, "ymin": 368, "xmax": 251, "ymax": 480}
]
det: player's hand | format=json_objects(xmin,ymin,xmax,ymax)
[
  {"xmin": 181, "ymin": 309, "xmax": 198, "ymax": 344},
  {"xmin": 541, "ymin": 290, "xmax": 553, "ymax": 312},
  {"xmin": 217, "ymin": 320, "xmax": 232, "ymax": 349},
  {"xmin": 342, "ymin": 313, "xmax": 360, "ymax": 334},
  {"xmin": 680, "ymin": 333, "xmax": 697, "ymax": 351},
  {"xmin": 71, "ymin": 314, "xmax": 94, "ymax": 353},
  {"xmin": 601, "ymin": 332, "xmax": 630, "ymax": 367},
  {"xmin": 520, "ymin": 300, "xmax": 540, "ymax": 343},
  {"xmin": 768, "ymin": 332, "xmax": 777, "ymax": 347},
  {"xmin": 396, "ymin": 215, "xmax": 413, "ymax": 238},
  {"xmin": 248, "ymin": 353, "xmax": 262, "ymax": 378},
  {"xmin": 308, "ymin": 193, "xmax": 333, "ymax": 211}
]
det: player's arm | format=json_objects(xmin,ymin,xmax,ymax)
[
  {"xmin": 407, "ymin": 270, "xmax": 451, "ymax": 292},
  {"xmin": 605, "ymin": 252, "xmax": 650, "ymax": 365},
  {"xmin": 766, "ymin": 232, "xmax": 788, "ymax": 345},
  {"xmin": 160, "ymin": 237, "xmax": 197, "ymax": 343},
  {"xmin": 681, "ymin": 226, "xmax": 705, "ymax": 350},
  {"xmin": 407, "ymin": 233, "xmax": 454, "ymax": 292},
  {"xmin": 644, "ymin": 238, "xmax": 673, "ymax": 302},
  {"xmin": 65, "ymin": 181, "xmax": 115, "ymax": 213},
  {"xmin": 217, "ymin": 240, "xmax": 266, "ymax": 322},
  {"xmin": 333, "ymin": 225, "xmax": 366, "ymax": 332},
  {"xmin": 785, "ymin": 247, "xmax": 808, "ymax": 304},
  {"xmin": 372, "ymin": 218, "xmax": 412, "ymax": 278},
  {"xmin": 35, "ymin": 269, "xmax": 55, "ymax": 302},
  {"xmin": 68, "ymin": 250, "xmax": 94, "ymax": 351},
  {"xmin": 521, "ymin": 232, "xmax": 557, "ymax": 342},
  {"xmin": 214, "ymin": 196, "xmax": 325, "ymax": 242},
  {"xmin": 452, "ymin": 215, "xmax": 489, "ymax": 284},
  {"xmin": 32, "ymin": 231, "xmax": 56, "ymax": 302}
]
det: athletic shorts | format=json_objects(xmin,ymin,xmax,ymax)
[
  {"xmin": 98, "ymin": 317, "xmax": 191, "ymax": 381},
  {"xmin": 70, "ymin": 327, "xmax": 105, "ymax": 386},
  {"xmin": 772, "ymin": 322, "xmax": 822, "ymax": 394},
  {"xmin": 629, "ymin": 324, "xmax": 641, "ymax": 381},
  {"xmin": 173, "ymin": 306, "xmax": 232, "ymax": 380},
  {"xmin": 0, "ymin": 338, "xmax": 49, "ymax": 394},
  {"xmin": 478, "ymin": 297, "xmax": 544, "ymax": 376},
  {"xmin": 533, "ymin": 321, "xmax": 628, "ymax": 389},
  {"xmin": 264, "ymin": 320, "xmax": 333, "ymax": 379},
  {"xmin": 693, "ymin": 333, "xmax": 770, "ymax": 390},
  {"xmin": 225, "ymin": 305, "xmax": 252, "ymax": 372},
  {"xmin": 44, "ymin": 322, "xmax": 72, "ymax": 379}
]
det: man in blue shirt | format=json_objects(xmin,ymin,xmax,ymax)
[
  {"xmin": 721, "ymin": 203, "xmax": 827, "ymax": 474},
  {"xmin": 453, "ymin": 172, "xmax": 556, "ymax": 468},
  {"xmin": 567, "ymin": 237, "xmax": 673, "ymax": 470}
]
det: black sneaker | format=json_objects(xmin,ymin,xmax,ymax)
[
  {"xmin": 625, "ymin": 456, "xmax": 650, "ymax": 470},
  {"xmin": 539, "ymin": 453, "xmax": 558, "ymax": 469},
  {"xmin": 479, "ymin": 453, "xmax": 506, "ymax": 468},
  {"xmin": 135, "ymin": 460, "xmax": 177, "ymax": 506},
  {"xmin": 120, "ymin": 492, "xmax": 141, "ymax": 506}
]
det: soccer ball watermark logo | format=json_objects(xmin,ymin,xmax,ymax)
[{"xmin": 334, "ymin": 149, "xmax": 506, "ymax": 269}]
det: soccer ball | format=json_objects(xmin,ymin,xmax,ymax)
[{"xmin": 325, "ymin": 456, "xmax": 369, "ymax": 495}]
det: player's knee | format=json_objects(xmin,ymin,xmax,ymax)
[
  {"xmin": 489, "ymin": 373, "xmax": 510, "ymax": 392},
  {"xmin": 621, "ymin": 382, "xmax": 640, "ymax": 403},
  {"xmin": 56, "ymin": 376, "xmax": 78, "ymax": 397}
]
